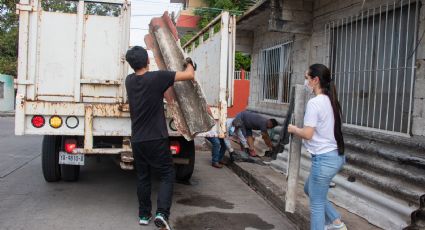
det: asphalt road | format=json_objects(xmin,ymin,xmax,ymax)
[{"xmin": 0, "ymin": 117, "xmax": 296, "ymax": 230}]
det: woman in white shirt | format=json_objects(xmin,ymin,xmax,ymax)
[{"xmin": 288, "ymin": 64, "xmax": 347, "ymax": 230}]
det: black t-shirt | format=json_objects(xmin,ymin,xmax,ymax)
[{"xmin": 125, "ymin": 71, "xmax": 176, "ymax": 142}]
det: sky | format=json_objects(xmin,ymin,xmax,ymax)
[{"xmin": 129, "ymin": 0, "xmax": 183, "ymax": 46}]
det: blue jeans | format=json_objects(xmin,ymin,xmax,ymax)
[
  {"xmin": 304, "ymin": 150, "xmax": 345, "ymax": 230},
  {"xmin": 205, "ymin": 137, "xmax": 226, "ymax": 164}
]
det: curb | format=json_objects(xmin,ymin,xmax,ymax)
[
  {"xmin": 0, "ymin": 112, "xmax": 15, "ymax": 117},
  {"xmin": 227, "ymin": 161, "xmax": 309, "ymax": 230}
]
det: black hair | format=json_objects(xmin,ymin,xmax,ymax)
[
  {"xmin": 232, "ymin": 118, "xmax": 243, "ymax": 128},
  {"xmin": 125, "ymin": 46, "xmax": 148, "ymax": 71},
  {"xmin": 269, "ymin": 119, "xmax": 278, "ymax": 128},
  {"xmin": 308, "ymin": 63, "xmax": 345, "ymax": 155}
]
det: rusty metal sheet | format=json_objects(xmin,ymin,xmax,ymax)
[{"xmin": 145, "ymin": 12, "xmax": 215, "ymax": 141}]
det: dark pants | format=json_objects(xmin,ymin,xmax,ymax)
[
  {"xmin": 205, "ymin": 137, "xmax": 226, "ymax": 163},
  {"xmin": 132, "ymin": 138, "xmax": 175, "ymax": 218}
]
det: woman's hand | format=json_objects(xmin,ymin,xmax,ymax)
[
  {"xmin": 288, "ymin": 124, "xmax": 297, "ymax": 134},
  {"xmin": 288, "ymin": 125, "xmax": 315, "ymax": 140}
]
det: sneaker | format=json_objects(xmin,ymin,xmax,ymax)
[
  {"xmin": 139, "ymin": 215, "xmax": 152, "ymax": 225},
  {"xmin": 154, "ymin": 213, "xmax": 171, "ymax": 230},
  {"xmin": 325, "ymin": 222, "xmax": 347, "ymax": 230}
]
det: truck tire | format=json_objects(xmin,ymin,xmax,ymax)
[
  {"xmin": 42, "ymin": 135, "xmax": 61, "ymax": 182},
  {"xmin": 175, "ymin": 140, "xmax": 195, "ymax": 182},
  {"xmin": 61, "ymin": 165, "xmax": 80, "ymax": 182}
]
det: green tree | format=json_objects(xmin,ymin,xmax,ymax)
[
  {"xmin": 0, "ymin": 0, "xmax": 121, "ymax": 76},
  {"xmin": 180, "ymin": 0, "xmax": 255, "ymax": 69},
  {"xmin": 0, "ymin": 0, "xmax": 18, "ymax": 76},
  {"xmin": 235, "ymin": 51, "xmax": 251, "ymax": 71},
  {"xmin": 194, "ymin": 0, "xmax": 255, "ymax": 29}
]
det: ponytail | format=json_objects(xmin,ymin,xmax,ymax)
[{"xmin": 308, "ymin": 64, "xmax": 345, "ymax": 155}]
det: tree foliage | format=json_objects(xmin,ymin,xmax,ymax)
[
  {"xmin": 235, "ymin": 51, "xmax": 251, "ymax": 71},
  {"xmin": 0, "ymin": 0, "xmax": 18, "ymax": 76},
  {"xmin": 181, "ymin": 0, "xmax": 255, "ymax": 70},
  {"xmin": 0, "ymin": 0, "xmax": 121, "ymax": 76},
  {"xmin": 194, "ymin": 0, "xmax": 256, "ymax": 29}
]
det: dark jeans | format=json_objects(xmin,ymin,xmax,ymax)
[
  {"xmin": 205, "ymin": 137, "xmax": 226, "ymax": 163},
  {"xmin": 132, "ymin": 138, "xmax": 175, "ymax": 218}
]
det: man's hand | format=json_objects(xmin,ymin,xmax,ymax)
[
  {"xmin": 264, "ymin": 145, "xmax": 279, "ymax": 158},
  {"xmin": 175, "ymin": 57, "xmax": 195, "ymax": 81},
  {"xmin": 183, "ymin": 57, "xmax": 197, "ymax": 71}
]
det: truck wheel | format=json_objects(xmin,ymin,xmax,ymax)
[
  {"xmin": 42, "ymin": 135, "xmax": 61, "ymax": 182},
  {"xmin": 61, "ymin": 165, "xmax": 80, "ymax": 182},
  {"xmin": 175, "ymin": 140, "xmax": 195, "ymax": 182}
]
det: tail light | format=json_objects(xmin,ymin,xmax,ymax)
[
  {"xmin": 49, "ymin": 115, "xmax": 62, "ymax": 128},
  {"xmin": 64, "ymin": 139, "xmax": 77, "ymax": 154},
  {"xmin": 65, "ymin": 116, "xmax": 79, "ymax": 129},
  {"xmin": 170, "ymin": 141, "xmax": 181, "ymax": 155},
  {"xmin": 31, "ymin": 115, "xmax": 45, "ymax": 128}
]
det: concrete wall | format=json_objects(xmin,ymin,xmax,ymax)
[
  {"xmin": 247, "ymin": 0, "xmax": 425, "ymax": 137},
  {"xmin": 242, "ymin": 1, "xmax": 425, "ymax": 228},
  {"xmin": 0, "ymin": 74, "xmax": 14, "ymax": 112},
  {"xmin": 412, "ymin": 0, "xmax": 425, "ymax": 136},
  {"xmin": 247, "ymin": 8, "xmax": 312, "ymax": 117}
]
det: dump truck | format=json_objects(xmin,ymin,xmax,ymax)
[{"xmin": 15, "ymin": 0, "xmax": 236, "ymax": 182}]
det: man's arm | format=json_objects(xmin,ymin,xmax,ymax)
[
  {"xmin": 236, "ymin": 129, "xmax": 248, "ymax": 148},
  {"xmin": 175, "ymin": 63, "xmax": 195, "ymax": 81},
  {"xmin": 261, "ymin": 131, "xmax": 273, "ymax": 149}
]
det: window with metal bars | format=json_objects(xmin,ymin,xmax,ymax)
[
  {"xmin": 258, "ymin": 41, "xmax": 293, "ymax": 103},
  {"xmin": 326, "ymin": 0, "xmax": 419, "ymax": 134}
]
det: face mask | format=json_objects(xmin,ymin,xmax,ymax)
[{"xmin": 304, "ymin": 79, "xmax": 313, "ymax": 93}]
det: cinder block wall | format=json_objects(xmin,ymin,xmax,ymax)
[{"xmin": 247, "ymin": 0, "xmax": 313, "ymax": 117}]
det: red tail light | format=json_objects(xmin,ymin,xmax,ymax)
[
  {"xmin": 64, "ymin": 139, "xmax": 77, "ymax": 154},
  {"xmin": 170, "ymin": 141, "xmax": 181, "ymax": 155},
  {"xmin": 31, "ymin": 115, "xmax": 45, "ymax": 128}
]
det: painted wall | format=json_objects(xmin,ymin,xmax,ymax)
[
  {"xmin": 0, "ymin": 74, "xmax": 14, "ymax": 112},
  {"xmin": 228, "ymin": 77, "xmax": 250, "ymax": 117}
]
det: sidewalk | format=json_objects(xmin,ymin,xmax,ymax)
[
  {"xmin": 227, "ymin": 159, "xmax": 382, "ymax": 230},
  {"xmin": 0, "ymin": 110, "xmax": 15, "ymax": 117}
]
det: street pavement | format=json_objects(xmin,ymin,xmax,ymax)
[{"xmin": 0, "ymin": 117, "xmax": 296, "ymax": 230}]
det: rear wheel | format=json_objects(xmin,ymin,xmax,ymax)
[
  {"xmin": 42, "ymin": 135, "xmax": 61, "ymax": 182},
  {"xmin": 174, "ymin": 139, "xmax": 195, "ymax": 181}
]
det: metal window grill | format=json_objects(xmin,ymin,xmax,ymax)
[
  {"xmin": 325, "ymin": 0, "xmax": 419, "ymax": 134},
  {"xmin": 258, "ymin": 41, "xmax": 293, "ymax": 103}
]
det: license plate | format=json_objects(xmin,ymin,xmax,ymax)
[{"xmin": 59, "ymin": 151, "xmax": 84, "ymax": 166}]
